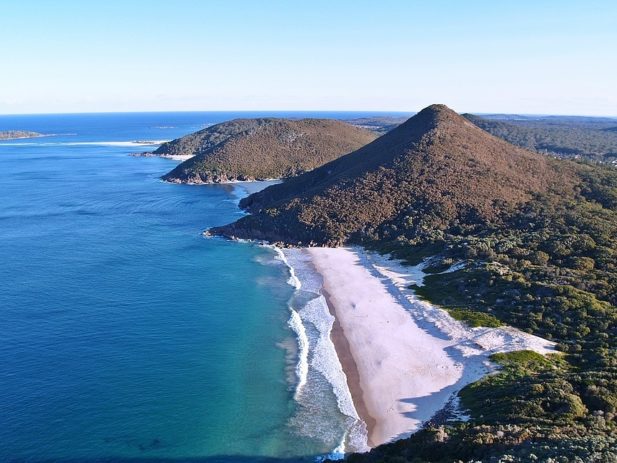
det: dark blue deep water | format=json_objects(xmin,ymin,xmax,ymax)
[{"xmin": 0, "ymin": 112, "xmax": 402, "ymax": 462}]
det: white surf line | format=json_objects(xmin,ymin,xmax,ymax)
[
  {"xmin": 288, "ymin": 308, "xmax": 310, "ymax": 398},
  {"xmin": 271, "ymin": 247, "xmax": 309, "ymax": 399},
  {"xmin": 281, "ymin": 248, "xmax": 369, "ymax": 454}
]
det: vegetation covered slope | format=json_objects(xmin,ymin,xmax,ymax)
[
  {"xmin": 213, "ymin": 105, "xmax": 616, "ymax": 461},
  {"xmin": 212, "ymin": 104, "xmax": 575, "ymax": 245},
  {"xmin": 160, "ymin": 118, "xmax": 376, "ymax": 183},
  {"xmin": 346, "ymin": 163, "xmax": 617, "ymax": 461},
  {"xmin": 464, "ymin": 113, "xmax": 617, "ymax": 162}
]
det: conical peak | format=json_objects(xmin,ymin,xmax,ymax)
[
  {"xmin": 391, "ymin": 104, "xmax": 465, "ymax": 140},
  {"xmin": 413, "ymin": 104, "xmax": 462, "ymax": 125},
  {"xmin": 419, "ymin": 103, "xmax": 456, "ymax": 115},
  {"xmin": 211, "ymin": 105, "xmax": 573, "ymax": 247}
]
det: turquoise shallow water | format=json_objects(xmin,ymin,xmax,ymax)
[
  {"xmin": 0, "ymin": 112, "xmax": 404, "ymax": 461},
  {"xmin": 0, "ymin": 114, "xmax": 303, "ymax": 462}
]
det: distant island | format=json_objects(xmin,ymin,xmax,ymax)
[
  {"xmin": 157, "ymin": 118, "xmax": 377, "ymax": 184},
  {"xmin": 210, "ymin": 105, "xmax": 616, "ymax": 462},
  {"xmin": 0, "ymin": 130, "xmax": 45, "ymax": 140}
]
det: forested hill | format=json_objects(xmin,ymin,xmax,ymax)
[
  {"xmin": 212, "ymin": 104, "xmax": 575, "ymax": 245},
  {"xmin": 464, "ymin": 113, "xmax": 617, "ymax": 162},
  {"xmin": 213, "ymin": 104, "xmax": 617, "ymax": 461},
  {"xmin": 160, "ymin": 118, "xmax": 376, "ymax": 184}
]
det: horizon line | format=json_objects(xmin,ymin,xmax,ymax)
[{"xmin": 1, "ymin": 109, "xmax": 616, "ymax": 119}]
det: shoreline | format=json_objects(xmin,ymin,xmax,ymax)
[
  {"xmin": 306, "ymin": 246, "xmax": 459, "ymax": 447},
  {"xmin": 321, "ymin": 286, "xmax": 378, "ymax": 446},
  {"xmin": 302, "ymin": 246, "xmax": 555, "ymax": 449},
  {"xmin": 164, "ymin": 176, "xmax": 281, "ymax": 186}
]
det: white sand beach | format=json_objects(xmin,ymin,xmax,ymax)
[{"xmin": 303, "ymin": 247, "xmax": 554, "ymax": 448}]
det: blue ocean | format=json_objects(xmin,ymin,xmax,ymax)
[{"xmin": 0, "ymin": 112, "xmax": 400, "ymax": 462}]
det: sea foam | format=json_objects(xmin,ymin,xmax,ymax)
[
  {"xmin": 288, "ymin": 308, "xmax": 309, "ymax": 398},
  {"xmin": 276, "ymin": 248, "xmax": 368, "ymax": 454},
  {"xmin": 273, "ymin": 247, "xmax": 302, "ymax": 290},
  {"xmin": 271, "ymin": 248, "xmax": 308, "ymax": 397}
]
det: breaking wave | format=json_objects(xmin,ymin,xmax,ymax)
[{"xmin": 274, "ymin": 248, "xmax": 368, "ymax": 454}]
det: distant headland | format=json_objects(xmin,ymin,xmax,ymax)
[
  {"xmin": 0, "ymin": 130, "xmax": 45, "ymax": 140},
  {"xmin": 156, "ymin": 118, "xmax": 377, "ymax": 184}
]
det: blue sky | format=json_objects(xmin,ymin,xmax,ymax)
[{"xmin": 1, "ymin": 0, "xmax": 616, "ymax": 115}]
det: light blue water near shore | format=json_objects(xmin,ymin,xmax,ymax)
[{"xmin": 0, "ymin": 112, "xmax": 402, "ymax": 462}]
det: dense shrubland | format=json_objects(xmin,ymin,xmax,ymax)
[
  {"xmin": 160, "ymin": 118, "xmax": 376, "ymax": 183},
  {"xmin": 355, "ymin": 163, "xmax": 617, "ymax": 462},
  {"xmin": 464, "ymin": 114, "xmax": 617, "ymax": 162}
]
